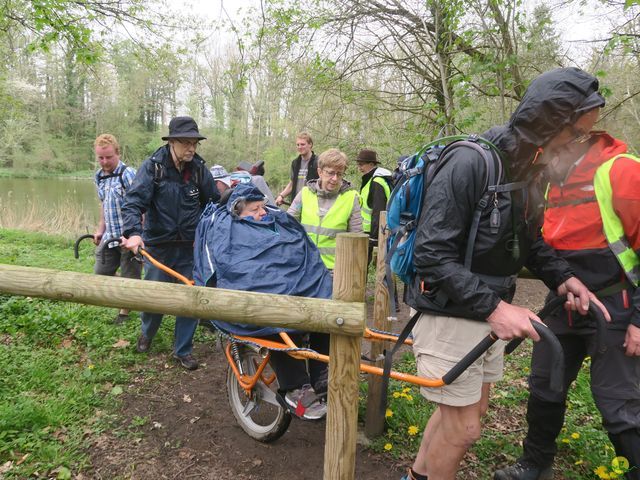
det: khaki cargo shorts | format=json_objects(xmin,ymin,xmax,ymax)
[{"xmin": 412, "ymin": 312, "xmax": 505, "ymax": 407}]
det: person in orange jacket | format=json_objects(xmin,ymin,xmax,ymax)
[{"xmin": 495, "ymin": 123, "xmax": 640, "ymax": 479}]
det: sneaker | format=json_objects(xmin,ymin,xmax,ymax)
[
  {"xmin": 285, "ymin": 384, "xmax": 327, "ymax": 420},
  {"xmin": 113, "ymin": 313, "xmax": 129, "ymax": 325},
  {"xmin": 173, "ymin": 353, "xmax": 199, "ymax": 371},
  {"xmin": 136, "ymin": 334, "xmax": 152, "ymax": 353},
  {"xmin": 494, "ymin": 460, "xmax": 553, "ymax": 480}
]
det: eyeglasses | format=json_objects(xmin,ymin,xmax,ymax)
[
  {"xmin": 176, "ymin": 139, "xmax": 200, "ymax": 148},
  {"xmin": 322, "ymin": 169, "xmax": 345, "ymax": 179}
]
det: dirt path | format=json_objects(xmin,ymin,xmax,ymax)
[{"xmin": 87, "ymin": 279, "xmax": 548, "ymax": 479}]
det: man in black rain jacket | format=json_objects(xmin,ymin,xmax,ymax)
[
  {"xmin": 401, "ymin": 68, "xmax": 609, "ymax": 480},
  {"xmin": 121, "ymin": 116, "xmax": 218, "ymax": 371}
]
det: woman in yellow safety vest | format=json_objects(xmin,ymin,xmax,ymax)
[{"xmin": 287, "ymin": 148, "xmax": 363, "ymax": 269}]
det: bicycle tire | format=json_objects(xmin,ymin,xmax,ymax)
[{"xmin": 226, "ymin": 346, "xmax": 291, "ymax": 442}]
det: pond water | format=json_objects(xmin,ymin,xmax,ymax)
[{"xmin": 0, "ymin": 177, "xmax": 100, "ymax": 234}]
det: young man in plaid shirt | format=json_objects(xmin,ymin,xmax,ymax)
[{"xmin": 93, "ymin": 134, "xmax": 141, "ymax": 324}]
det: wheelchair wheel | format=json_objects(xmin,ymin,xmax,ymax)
[{"xmin": 226, "ymin": 345, "xmax": 291, "ymax": 442}]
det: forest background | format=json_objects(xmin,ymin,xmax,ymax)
[{"xmin": 1, "ymin": 0, "xmax": 640, "ymax": 193}]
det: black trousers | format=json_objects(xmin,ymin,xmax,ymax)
[
  {"xmin": 521, "ymin": 296, "xmax": 640, "ymax": 478},
  {"xmin": 268, "ymin": 332, "xmax": 330, "ymax": 393}
]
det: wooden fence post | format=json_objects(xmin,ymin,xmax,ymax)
[
  {"xmin": 365, "ymin": 211, "xmax": 392, "ymax": 438},
  {"xmin": 323, "ymin": 233, "xmax": 368, "ymax": 480}
]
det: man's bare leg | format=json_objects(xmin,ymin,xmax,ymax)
[{"xmin": 410, "ymin": 383, "xmax": 492, "ymax": 479}]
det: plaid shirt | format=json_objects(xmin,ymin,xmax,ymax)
[{"xmin": 95, "ymin": 161, "xmax": 136, "ymax": 248}]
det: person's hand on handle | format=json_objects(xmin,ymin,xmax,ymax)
[
  {"xmin": 624, "ymin": 324, "xmax": 640, "ymax": 357},
  {"xmin": 92, "ymin": 231, "xmax": 103, "ymax": 246},
  {"xmin": 120, "ymin": 235, "xmax": 144, "ymax": 255},
  {"xmin": 557, "ymin": 276, "xmax": 611, "ymax": 322},
  {"xmin": 487, "ymin": 300, "xmax": 542, "ymax": 341}
]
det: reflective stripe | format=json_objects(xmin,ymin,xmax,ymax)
[
  {"xmin": 609, "ymin": 237, "xmax": 631, "ymax": 256},
  {"xmin": 593, "ymin": 154, "xmax": 640, "ymax": 287},
  {"xmin": 301, "ymin": 224, "xmax": 347, "ymax": 238},
  {"xmin": 317, "ymin": 247, "xmax": 336, "ymax": 255},
  {"xmin": 546, "ymin": 196, "xmax": 596, "ymax": 208}
]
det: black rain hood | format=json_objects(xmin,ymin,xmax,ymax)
[{"xmin": 486, "ymin": 67, "xmax": 605, "ymax": 179}]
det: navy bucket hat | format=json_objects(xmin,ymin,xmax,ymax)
[{"xmin": 162, "ymin": 116, "xmax": 207, "ymax": 141}]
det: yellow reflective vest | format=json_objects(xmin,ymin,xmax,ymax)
[
  {"xmin": 594, "ymin": 154, "xmax": 640, "ymax": 286},
  {"xmin": 300, "ymin": 187, "xmax": 358, "ymax": 269},
  {"xmin": 360, "ymin": 168, "xmax": 392, "ymax": 234}
]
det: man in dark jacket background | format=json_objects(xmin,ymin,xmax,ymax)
[
  {"xmin": 402, "ymin": 68, "xmax": 610, "ymax": 480},
  {"xmin": 494, "ymin": 125, "xmax": 640, "ymax": 479},
  {"xmin": 355, "ymin": 149, "xmax": 392, "ymax": 263},
  {"xmin": 275, "ymin": 132, "xmax": 319, "ymax": 205},
  {"xmin": 121, "ymin": 116, "xmax": 218, "ymax": 371}
]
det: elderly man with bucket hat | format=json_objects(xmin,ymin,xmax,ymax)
[
  {"xmin": 121, "ymin": 116, "xmax": 219, "ymax": 370},
  {"xmin": 356, "ymin": 149, "xmax": 393, "ymax": 262}
]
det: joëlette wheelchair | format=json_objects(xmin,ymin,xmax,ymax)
[{"xmin": 75, "ymin": 235, "xmax": 606, "ymax": 443}]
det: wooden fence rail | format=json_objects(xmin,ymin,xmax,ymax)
[{"xmin": 0, "ymin": 233, "xmax": 370, "ymax": 480}]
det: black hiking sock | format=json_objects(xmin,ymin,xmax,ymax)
[{"xmin": 408, "ymin": 468, "xmax": 428, "ymax": 480}]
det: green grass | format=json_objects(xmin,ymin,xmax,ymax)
[{"xmin": 0, "ymin": 228, "xmax": 192, "ymax": 478}]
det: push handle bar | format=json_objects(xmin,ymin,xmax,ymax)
[{"xmin": 442, "ymin": 302, "xmax": 569, "ymax": 392}]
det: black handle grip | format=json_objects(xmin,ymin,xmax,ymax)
[
  {"xmin": 442, "ymin": 333, "xmax": 498, "ymax": 385},
  {"xmin": 504, "ymin": 295, "xmax": 566, "ymax": 354},
  {"xmin": 73, "ymin": 234, "xmax": 94, "ymax": 259},
  {"xmin": 530, "ymin": 321, "xmax": 565, "ymax": 392}
]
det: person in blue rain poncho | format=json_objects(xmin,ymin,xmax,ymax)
[{"xmin": 194, "ymin": 183, "xmax": 332, "ymax": 420}]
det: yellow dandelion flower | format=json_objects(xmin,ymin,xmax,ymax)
[
  {"xmin": 408, "ymin": 425, "xmax": 419, "ymax": 436},
  {"xmin": 402, "ymin": 387, "xmax": 411, "ymax": 393},
  {"xmin": 385, "ymin": 409, "xmax": 393, "ymax": 418},
  {"xmin": 571, "ymin": 432, "xmax": 580, "ymax": 439},
  {"xmin": 612, "ymin": 456, "xmax": 629, "ymax": 475},
  {"xmin": 384, "ymin": 443, "xmax": 392, "ymax": 451},
  {"xmin": 594, "ymin": 466, "xmax": 611, "ymax": 479},
  {"xmin": 561, "ymin": 438, "xmax": 570, "ymax": 443},
  {"xmin": 574, "ymin": 460, "xmax": 584, "ymax": 465},
  {"xmin": 88, "ymin": 364, "xmax": 95, "ymax": 370},
  {"xmin": 393, "ymin": 392, "xmax": 401, "ymax": 398},
  {"xmin": 405, "ymin": 394, "xmax": 414, "ymax": 402},
  {"xmin": 612, "ymin": 457, "xmax": 629, "ymax": 469}
]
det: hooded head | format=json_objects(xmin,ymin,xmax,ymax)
[
  {"xmin": 228, "ymin": 183, "xmax": 268, "ymax": 221},
  {"xmin": 503, "ymin": 67, "xmax": 605, "ymax": 177}
]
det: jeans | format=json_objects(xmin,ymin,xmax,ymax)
[{"xmin": 140, "ymin": 244, "xmax": 198, "ymax": 358}]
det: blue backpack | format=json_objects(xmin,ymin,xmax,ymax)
[{"xmin": 385, "ymin": 134, "xmax": 505, "ymax": 286}]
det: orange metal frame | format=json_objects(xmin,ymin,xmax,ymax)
[{"xmin": 139, "ymin": 248, "xmax": 444, "ymax": 392}]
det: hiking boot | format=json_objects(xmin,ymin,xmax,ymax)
[
  {"xmin": 285, "ymin": 384, "xmax": 327, "ymax": 420},
  {"xmin": 136, "ymin": 334, "xmax": 152, "ymax": 353},
  {"xmin": 173, "ymin": 353, "xmax": 199, "ymax": 371},
  {"xmin": 494, "ymin": 460, "xmax": 553, "ymax": 480},
  {"xmin": 113, "ymin": 313, "xmax": 129, "ymax": 325}
]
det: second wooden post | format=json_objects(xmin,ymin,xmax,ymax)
[{"xmin": 323, "ymin": 233, "xmax": 368, "ymax": 480}]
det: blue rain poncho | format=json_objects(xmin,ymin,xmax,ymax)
[{"xmin": 193, "ymin": 183, "xmax": 333, "ymax": 336}]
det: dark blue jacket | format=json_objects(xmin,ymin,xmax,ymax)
[{"xmin": 122, "ymin": 145, "xmax": 218, "ymax": 245}]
